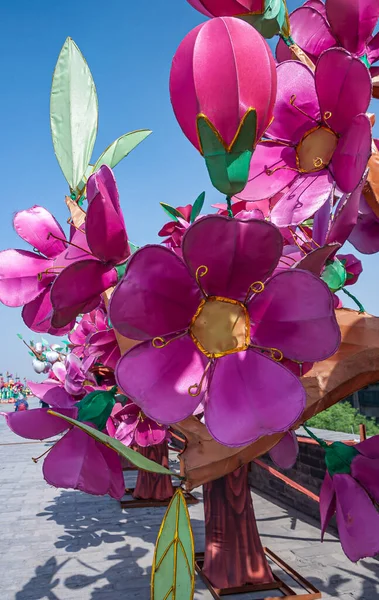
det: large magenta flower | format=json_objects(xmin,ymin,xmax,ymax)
[
  {"xmin": 319, "ymin": 435, "xmax": 379, "ymax": 561},
  {"xmin": 1, "ymin": 388, "xmax": 124, "ymax": 499},
  {"xmin": 276, "ymin": 0, "xmax": 379, "ymax": 76},
  {"xmin": 51, "ymin": 165, "xmax": 130, "ymax": 329},
  {"xmin": 237, "ymin": 49, "xmax": 372, "ymax": 227},
  {"xmin": 110, "ymin": 215, "xmax": 340, "ymax": 448},
  {"xmin": 107, "ymin": 402, "xmax": 169, "ymax": 448},
  {"xmin": 0, "ymin": 206, "xmax": 86, "ymax": 334}
]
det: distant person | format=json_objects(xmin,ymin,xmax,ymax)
[{"xmin": 14, "ymin": 395, "xmax": 29, "ymax": 411}]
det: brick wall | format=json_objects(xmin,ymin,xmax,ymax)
[{"xmin": 248, "ymin": 439, "xmax": 327, "ymax": 521}]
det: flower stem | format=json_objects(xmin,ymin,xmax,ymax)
[
  {"xmin": 342, "ymin": 288, "xmax": 365, "ymax": 313},
  {"xmin": 226, "ymin": 196, "xmax": 233, "ymax": 218},
  {"xmin": 302, "ymin": 424, "xmax": 328, "ymax": 448}
]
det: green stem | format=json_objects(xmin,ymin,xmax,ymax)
[
  {"xmin": 279, "ymin": 33, "xmax": 295, "ymax": 48},
  {"xmin": 226, "ymin": 196, "xmax": 233, "ymax": 218},
  {"xmin": 302, "ymin": 424, "xmax": 328, "ymax": 449},
  {"xmin": 342, "ymin": 288, "xmax": 365, "ymax": 313}
]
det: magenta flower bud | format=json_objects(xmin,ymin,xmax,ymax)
[{"xmin": 169, "ymin": 17, "xmax": 277, "ymax": 152}]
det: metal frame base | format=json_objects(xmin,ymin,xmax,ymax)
[
  {"xmin": 195, "ymin": 548, "xmax": 321, "ymax": 599},
  {"xmin": 120, "ymin": 487, "xmax": 199, "ymax": 509}
]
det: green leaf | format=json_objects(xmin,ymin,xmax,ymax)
[
  {"xmin": 16, "ymin": 334, "xmax": 23, "ymax": 340},
  {"xmin": 151, "ymin": 489, "xmax": 195, "ymax": 600},
  {"xmin": 197, "ymin": 110, "xmax": 256, "ymax": 196},
  {"xmin": 160, "ymin": 203, "xmax": 185, "ymax": 222},
  {"xmin": 321, "ymin": 259, "xmax": 347, "ymax": 293},
  {"xmin": 242, "ymin": 0, "xmax": 286, "ymax": 39},
  {"xmin": 190, "ymin": 192, "xmax": 205, "ymax": 223},
  {"xmin": 93, "ymin": 130, "xmax": 152, "ymax": 172},
  {"xmin": 115, "ymin": 261, "xmax": 128, "ymax": 281},
  {"xmin": 128, "ymin": 241, "xmax": 139, "ymax": 254},
  {"xmin": 41, "ymin": 338, "xmax": 49, "ymax": 347},
  {"xmin": 76, "ymin": 387, "xmax": 117, "ymax": 431},
  {"xmin": 47, "ymin": 410, "xmax": 182, "ymax": 478},
  {"xmin": 301, "ymin": 219, "xmax": 314, "ymax": 228},
  {"xmin": 28, "ymin": 352, "xmax": 34, "ymax": 357},
  {"xmin": 50, "ymin": 37, "xmax": 98, "ymax": 190},
  {"xmin": 325, "ymin": 441, "xmax": 359, "ymax": 476}
]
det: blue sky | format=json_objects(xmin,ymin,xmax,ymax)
[{"xmin": 1, "ymin": 0, "xmax": 378, "ymax": 379}]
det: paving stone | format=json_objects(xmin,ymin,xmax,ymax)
[{"xmin": 1, "ymin": 399, "xmax": 378, "ymax": 599}]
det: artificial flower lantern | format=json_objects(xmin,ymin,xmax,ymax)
[
  {"xmin": 186, "ymin": 0, "xmax": 287, "ymax": 39},
  {"xmin": 169, "ymin": 16, "xmax": 277, "ymax": 195}
]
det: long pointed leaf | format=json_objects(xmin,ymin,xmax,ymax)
[
  {"xmin": 190, "ymin": 192, "xmax": 205, "ymax": 223},
  {"xmin": 50, "ymin": 37, "xmax": 98, "ymax": 190},
  {"xmin": 48, "ymin": 410, "xmax": 182, "ymax": 478},
  {"xmin": 93, "ymin": 130, "xmax": 152, "ymax": 171},
  {"xmin": 160, "ymin": 203, "xmax": 185, "ymax": 222},
  {"xmin": 151, "ymin": 489, "xmax": 195, "ymax": 600}
]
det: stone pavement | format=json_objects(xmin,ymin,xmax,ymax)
[{"xmin": 1, "ymin": 399, "xmax": 378, "ymax": 600}]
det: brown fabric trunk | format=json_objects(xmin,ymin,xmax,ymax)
[
  {"xmin": 202, "ymin": 465, "xmax": 274, "ymax": 589},
  {"xmin": 133, "ymin": 441, "xmax": 174, "ymax": 501}
]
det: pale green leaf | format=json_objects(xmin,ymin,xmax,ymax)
[
  {"xmin": 190, "ymin": 192, "xmax": 205, "ymax": 223},
  {"xmin": 152, "ymin": 489, "xmax": 195, "ymax": 600},
  {"xmin": 93, "ymin": 130, "xmax": 152, "ymax": 172},
  {"xmin": 50, "ymin": 37, "xmax": 98, "ymax": 190},
  {"xmin": 48, "ymin": 411, "xmax": 182, "ymax": 478}
]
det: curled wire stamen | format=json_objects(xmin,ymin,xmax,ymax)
[
  {"xmin": 244, "ymin": 281, "xmax": 265, "ymax": 304},
  {"xmin": 152, "ymin": 331, "xmax": 188, "ymax": 349},
  {"xmin": 290, "ymin": 94, "xmax": 319, "ymax": 124},
  {"xmin": 250, "ymin": 343, "xmax": 284, "ymax": 363},
  {"xmin": 32, "ymin": 441, "xmax": 57, "ymax": 464},
  {"xmin": 195, "ymin": 265, "xmax": 209, "ymax": 297},
  {"xmin": 323, "ymin": 111, "xmax": 332, "ymax": 121},
  {"xmin": 188, "ymin": 361, "xmax": 211, "ymax": 397}
]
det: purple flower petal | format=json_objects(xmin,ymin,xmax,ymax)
[
  {"xmin": 276, "ymin": 7, "xmax": 336, "ymax": 64},
  {"xmin": 22, "ymin": 287, "xmax": 75, "ymax": 335},
  {"xmin": 116, "ymin": 336, "xmax": 206, "ymax": 424},
  {"xmin": 349, "ymin": 210, "xmax": 379, "ymax": 254},
  {"xmin": 0, "ymin": 250, "xmax": 53, "ymax": 307},
  {"xmin": 294, "ymin": 243, "xmax": 341, "ymax": 276},
  {"xmin": 3, "ymin": 407, "xmax": 77, "ymax": 440},
  {"xmin": 316, "ymin": 48, "xmax": 372, "ymax": 135},
  {"xmin": 334, "ymin": 473, "xmax": 379, "ymax": 562},
  {"xmin": 320, "ymin": 471, "xmax": 336, "ymax": 541},
  {"xmin": 327, "ymin": 173, "xmax": 366, "ymax": 245},
  {"xmin": 356, "ymin": 435, "xmax": 379, "ymax": 457},
  {"xmin": 267, "ymin": 61, "xmax": 320, "ymax": 143},
  {"xmin": 182, "ymin": 215, "xmax": 283, "ymax": 301},
  {"xmin": 332, "ymin": 114, "xmax": 372, "ymax": 193},
  {"xmin": 134, "ymin": 419, "xmax": 167, "ymax": 447},
  {"xmin": 367, "ymin": 30, "xmax": 379, "ymax": 63},
  {"xmin": 337, "ymin": 253, "xmax": 362, "ymax": 285},
  {"xmin": 351, "ymin": 454, "xmax": 379, "ymax": 503},
  {"xmin": 13, "ymin": 206, "xmax": 67, "ymax": 258},
  {"xmin": 204, "ymin": 349, "xmax": 305, "ymax": 447},
  {"xmin": 86, "ymin": 166, "xmax": 129, "ymax": 265},
  {"xmin": 43, "ymin": 428, "xmax": 113, "ymax": 496},
  {"xmin": 236, "ymin": 143, "xmax": 298, "ymax": 202},
  {"xmin": 51, "ymin": 260, "xmax": 117, "ymax": 328},
  {"xmin": 109, "ymin": 245, "xmax": 201, "ymax": 340},
  {"xmin": 312, "ymin": 189, "xmax": 334, "ymax": 246},
  {"xmin": 326, "ymin": 0, "xmax": 379, "ymax": 55},
  {"xmin": 270, "ymin": 171, "xmax": 334, "ymax": 227},
  {"xmin": 269, "ymin": 431, "xmax": 299, "ymax": 470},
  {"xmin": 249, "ymin": 270, "xmax": 340, "ymax": 363}
]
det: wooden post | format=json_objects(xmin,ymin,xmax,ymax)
[{"xmin": 359, "ymin": 423, "xmax": 367, "ymax": 442}]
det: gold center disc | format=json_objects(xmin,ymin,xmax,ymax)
[
  {"xmin": 190, "ymin": 297, "xmax": 250, "ymax": 358},
  {"xmin": 296, "ymin": 126, "xmax": 338, "ymax": 173}
]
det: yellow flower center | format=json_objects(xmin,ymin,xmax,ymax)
[
  {"xmin": 189, "ymin": 296, "xmax": 250, "ymax": 359},
  {"xmin": 296, "ymin": 126, "xmax": 338, "ymax": 173}
]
